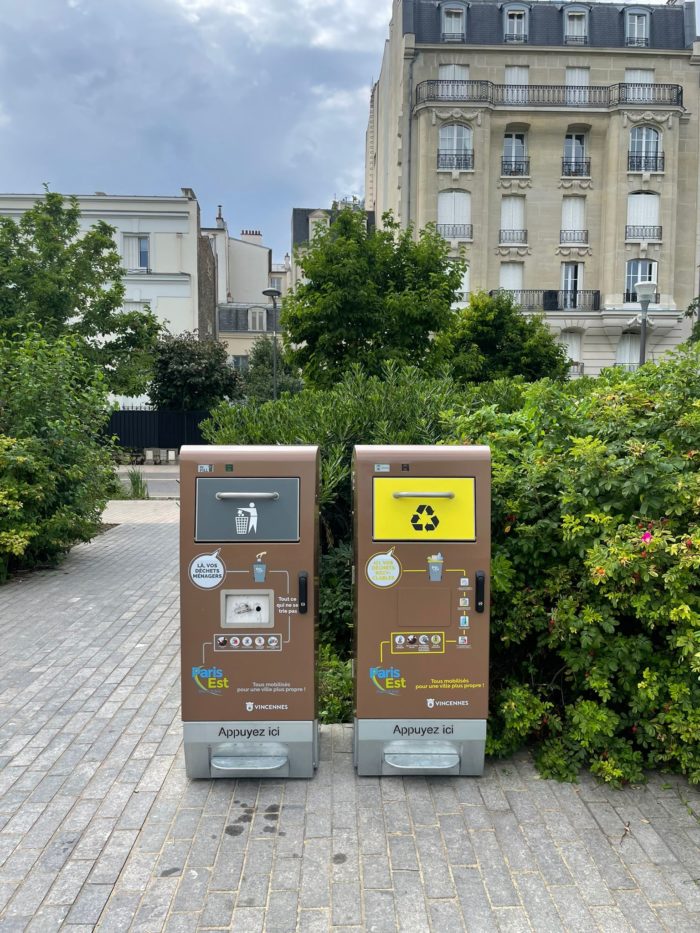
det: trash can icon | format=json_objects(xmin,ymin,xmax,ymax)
[
  {"xmin": 427, "ymin": 552, "xmax": 444, "ymax": 582},
  {"xmin": 236, "ymin": 511, "xmax": 249, "ymax": 534}
]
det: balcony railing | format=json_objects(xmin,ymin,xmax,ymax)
[
  {"xmin": 437, "ymin": 149, "xmax": 474, "ymax": 170},
  {"xmin": 560, "ymin": 229, "xmax": 589, "ymax": 244},
  {"xmin": 624, "ymin": 290, "xmax": 660, "ymax": 303},
  {"xmin": 625, "ymin": 225, "xmax": 662, "ymax": 241},
  {"xmin": 628, "ymin": 153, "xmax": 665, "ymax": 172},
  {"xmin": 436, "ymin": 224, "xmax": 473, "ymax": 240},
  {"xmin": 505, "ymin": 33, "xmax": 528, "ymax": 44},
  {"xmin": 569, "ymin": 361, "xmax": 585, "ymax": 375},
  {"xmin": 441, "ymin": 31, "xmax": 465, "ymax": 42},
  {"xmin": 625, "ymin": 36, "xmax": 649, "ymax": 48},
  {"xmin": 499, "ymin": 229, "xmax": 528, "ymax": 244},
  {"xmin": 501, "ymin": 158, "xmax": 530, "ymax": 176},
  {"xmin": 415, "ymin": 80, "xmax": 683, "ymax": 109},
  {"xmin": 562, "ymin": 158, "xmax": 591, "ymax": 177},
  {"xmin": 489, "ymin": 289, "xmax": 601, "ymax": 311},
  {"xmin": 564, "ymin": 34, "xmax": 588, "ymax": 45}
]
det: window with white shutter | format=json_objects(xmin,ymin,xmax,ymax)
[
  {"xmin": 437, "ymin": 190, "xmax": 472, "ymax": 239},
  {"xmin": 626, "ymin": 192, "xmax": 661, "ymax": 240},
  {"xmin": 499, "ymin": 262, "xmax": 523, "ymax": 291},
  {"xmin": 565, "ymin": 67, "xmax": 589, "ymax": 106},
  {"xmin": 560, "ymin": 197, "xmax": 586, "ymax": 244},
  {"xmin": 500, "ymin": 196, "xmax": 526, "ymax": 244}
]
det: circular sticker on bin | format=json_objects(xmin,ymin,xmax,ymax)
[
  {"xmin": 366, "ymin": 547, "xmax": 402, "ymax": 588},
  {"xmin": 189, "ymin": 549, "xmax": 225, "ymax": 589}
]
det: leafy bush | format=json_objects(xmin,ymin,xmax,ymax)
[
  {"xmin": 0, "ymin": 335, "xmax": 115, "ymax": 580},
  {"xmin": 448, "ymin": 346, "xmax": 700, "ymax": 784},
  {"xmin": 317, "ymin": 644, "xmax": 354, "ymax": 724}
]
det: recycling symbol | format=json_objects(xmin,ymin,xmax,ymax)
[{"xmin": 411, "ymin": 503, "xmax": 440, "ymax": 532}]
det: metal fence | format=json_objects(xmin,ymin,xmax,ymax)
[{"xmin": 106, "ymin": 409, "xmax": 209, "ymax": 450}]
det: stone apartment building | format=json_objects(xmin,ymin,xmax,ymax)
[
  {"xmin": 0, "ymin": 188, "xmax": 215, "ymax": 339},
  {"xmin": 366, "ymin": 0, "xmax": 700, "ymax": 374},
  {"xmin": 202, "ymin": 206, "xmax": 291, "ymax": 371}
]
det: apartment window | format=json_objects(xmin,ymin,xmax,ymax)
[
  {"xmin": 561, "ymin": 262, "xmax": 583, "ymax": 309},
  {"xmin": 504, "ymin": 66, "xmax": 529, "ymax": 105},
  {"xmin": 123, "ymin": 234, "xmax": 150, "ymax": 271},
  {"xmin": 442, "ymin": 5, "xmax": 466, "ymax": 42},
  {"xmin": 499, "ymin": 261, "xmax": 524, "ymax": 291},
  {"xmin": 230, "ymin": 355, "xmax": 249, "ymax": 372},
  {"xmin": 559, "ymin": 331, "xmax": 583, "ymax": 373},
  {"xmin": 437, "ymin": 190, "xmax": 472, "ymax": 239},
  {"xmin": 565, "ymin": 67, "xmax": 590, "ymax": 106},
  {"xmin": 623, "ymin": 69, "xmax": 655, "ymax": 103},
  {"xmin": 564, "ymin": 10, "xmax": 588, "ymax": 45},
  {"xmin": 616, "ymin": 332, "xmax": 641, "ymax": 371},
  {"xmin": 629, "ymin": 126, "xmax": 663, "ymax": 173},
  {"xmin": 562, "ymin": 132, "xmax": 589, "ymax": 176},
  {"xmin": 560, "ymin": 196, "xmax": 587, "ymax": 244},
  {"xmin": 504, "ymin": 6, "xmax": 528, "ymax": 43},
  {"xmin": 438, "ymin": 123, "xmax": 474, "ymax": 170},
  {"xmin": 502, "ymin": 131, "xmax": 529, "ymax": 176},
  {"xmin": 249, "ymin": 307, "xmax": 267, "ymax": 332},
  {"xmin": 500, "ymin": 196, "xmax": 527, "ymax": 244},
  {"xmin": 626, "ymin": 192, "xmax": 661, "ymax": 241},
  {"xmin": 625, "ymin": 259, "xmax": 657, "ymax": 303},
  {"xmin": 625, "ymin": 10, "xmax": 650, "ymax": 48},
  {"xmin": 309, "ymin": 212, "xmax": 329, "ymax": 240},
  {"xmin": 269, "ymin": 276, "xmax": 282, "ymax": 292},
  {"xmin": 439, "ymin": 63, "xmax": 469, "ymax": 98}
]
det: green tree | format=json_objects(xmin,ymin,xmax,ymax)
[
  {"xmin": 0, "ymin": 334, "xmax": 115, "ymax": 580},
  {"xmin": 0, "ymin": 189, "xmax": 161, "ymax": 394},
  {"xmin": 281, "ymin": 209, "xmax": 464, "ymax": 387},
  {"xmin": 686, "ymin": 296, "xmax": 700, "ymax": 343},
  {"xmin": 149, "ymin": 332, "xmax": 241, "ymax": 410},
  {"xmin": 241, "ymin": 336, "xmax": 303, "ymax": 402},
  {"xmin": 433, "ymin": 290, "xmax": 570, "ymax": 383}
]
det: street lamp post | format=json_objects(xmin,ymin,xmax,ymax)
[
  {"xmin": 262, "ymin": 287, "xmax": 282, "ymax": 400},
  {"xmin": 634, "ymin": 280, "xmax": 657, "ymax": 367}
]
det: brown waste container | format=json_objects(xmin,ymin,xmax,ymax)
[
  {"xmin": 179, "ymin": 445, "xmax": 319, "ymax": 778},
  {"xmin": 353, "ymin": 445, "xmax": 491, "ymax": 775}
]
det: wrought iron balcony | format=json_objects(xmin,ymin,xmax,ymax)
[
  {"xmin": 625, "ymin": 36, "xmax": 649, "ymax": 48},
  {"xmin": 436, "ymin": 224, "xmax": 473, "ymax": 240},
  {"xmin": 441, "ymin": 31, "xmax": 465, "ymax": 42},
  {"xmin": 560, "ymin": 230, "xmax": 589, "ymax": 244},
  {"xmin": 415, "ymin": 80, "xmax": 683, "ymax": 109},
  {"xmin": 489, "ymin": 289, "xmax": 601, "ymax": 311},
  {"xmin": 564, "ymin": 34, "xmax": 588, "ymax": 45},
  {"xmin": 562, "ymin": 158, "xmax": 591, "ymax": 177},
  {"xmin": 624, "ymin": 289, "xmax": 660, "ymax": 303},
  {"xmin": 625, "ymin": 225, "xmax": 662, "ymax": 241},
  {"xmin": 505, "ymin": 33, "xmax": 528, "ymax": 44},
  {"xmin": 499, "ymin": 229, "xmax": 528, "ymax": 244},
  {"xmin": 501, "ymin": 158, "xmax": 530, "ymax": 176},
  {"xmin": 628, "ymin": 153, "xmax": 665, "ymax": 172},
  {"xmin": 437, "ymin": 149, "xmax": 474, "ymax": 170},
  {"xmin": 569, "ymin": 361, "xmax": 585, "ymax": 375}
]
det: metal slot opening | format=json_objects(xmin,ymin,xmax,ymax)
[{"xmin": 381, "ymin": 741, "xmax": 460, "ymax": 774}]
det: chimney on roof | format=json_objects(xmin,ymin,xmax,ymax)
[
  {"xmin": 240, "ymin": 229, "xmax": 263, "ymax": 245},
  {"xmin": 216, "ymin": 204, "xmax": 225, "ymax": 229}
]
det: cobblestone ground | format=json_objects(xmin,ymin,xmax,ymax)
[{"xmin": 0, "ymin": 507, "xmax": 699, "ymax": 932}]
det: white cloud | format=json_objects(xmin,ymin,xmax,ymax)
[{"xmin": 172, "ymin": 0, "xmax": 392, "ymax": 51}]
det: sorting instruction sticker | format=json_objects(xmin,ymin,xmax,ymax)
[{"xmin": 189, "ymin": 549, "xmax": 226, "ymax": 589}]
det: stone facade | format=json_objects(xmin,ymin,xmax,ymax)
[{"xmin": 366, "ymin": 0, "xmax": 700, "ymax": 375}]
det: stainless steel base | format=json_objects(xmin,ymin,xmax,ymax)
[
  {"xmin": 354, "ymin": 718, "xmax": 486, "ymax": 776},
  {"xmin": 183, "ymin": 720, "xmax": 318, "ymax": 779}
]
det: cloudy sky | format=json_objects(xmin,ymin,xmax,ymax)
[{"xmin": 0, "ymin": 0, "xmax": 392, "ymax": 258}]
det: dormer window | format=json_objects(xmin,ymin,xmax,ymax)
[
  {"xmin": 503, "ymin": 5, "xmax": 528, "ymax": 44},
  {"xmin": 564, "ymin": 8, "xmax": 588, "ymax": 45},
  {"xmin": 625, "ymin": 9, "xmax": 650, "ymax": 48},
  {"xmin": 442, "ymin": 5, "xmax": 466, "ymax": 42}
]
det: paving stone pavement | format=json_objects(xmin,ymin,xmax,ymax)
[{"xmin": 0, "ymin": 505, "xmax": 699, "ymax": 932}]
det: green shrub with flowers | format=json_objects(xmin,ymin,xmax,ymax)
[{"xmin": 447, "ymin": 345, "xmax": 700, "ymax": 784}]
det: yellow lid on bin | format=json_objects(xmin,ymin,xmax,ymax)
[{"xmin": 373, "ymin": 477, "xmax": 476, "ymax": 542}]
